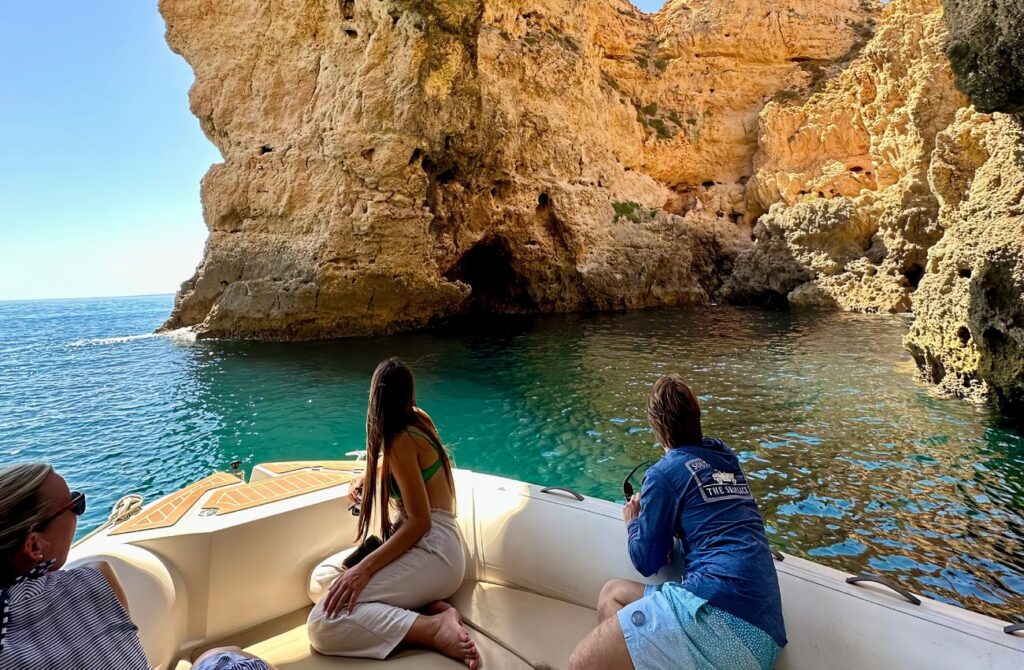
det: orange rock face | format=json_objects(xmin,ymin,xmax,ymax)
[{"xmin": 158, "ymin": 0, "xmax": 874, "ymax": 339}]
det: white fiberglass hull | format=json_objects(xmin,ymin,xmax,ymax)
[{"xmin": 68, "ymin": 462, "xmax": 1023, "ymax": 669}]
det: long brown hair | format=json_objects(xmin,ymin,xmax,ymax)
[
  {"xmin": 646, "ymin": 374, "xmax": 703, "ymax": 449},
  {"xmin": 357, "ymin": 358, "xmax": 455, "ymax": 541}
]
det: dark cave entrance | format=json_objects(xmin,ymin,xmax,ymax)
[{"xmin": 445, "ymin": 237, "xmax": 538, "ymax": 314}]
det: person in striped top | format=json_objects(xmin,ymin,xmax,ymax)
[{"xmin": 0, "ymin": 463, "xmax": 273, "ymax": 670}]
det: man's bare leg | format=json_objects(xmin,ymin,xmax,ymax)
[
  {"xmin": 569, "ymin": 614, "xmax": 635, "ymax": 670},
  {"xmin": 597, "ymin": 578, "xmax": 646, "ymax": 622}
]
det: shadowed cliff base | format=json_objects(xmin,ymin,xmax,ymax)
[{"xmin": 159, "ymin": 0, "xmax": 1023, "ymax": 412}]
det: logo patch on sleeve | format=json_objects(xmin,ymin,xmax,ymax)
[{"xmin": 685, "ymin": 458, "xmax": 752, "ymax": 502}]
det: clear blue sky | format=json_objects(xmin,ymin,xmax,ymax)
[
  {"xmin": 0, "ymin": 1, "xmax": 665, "ymax": 302},
  {"xmin": 0, "ymin": 2, "xmax": 219, "ymax": 301}
]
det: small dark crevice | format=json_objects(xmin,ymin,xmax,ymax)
[
  {"xmin": 345, "ymin": 29, "xmax": 358, "ymax": 38},
  {"xmin": 702, "ymin": 180, "xmax": 715, "ymax": 188},
  {"xmin": 435, "ymin": 165, "xmax": 458, "ymax": 184},
  {"xmin": 259, "ymin": 145, "xmax": 273, "ymax": 155},
  {"xmin": 850, "ymin": 166, "xmax": 864, "ymax": 173},
  {"xmin": 409, "ymin": 148, "xmax": 423, "ymax": 165},
  {"xmin": 956, "ymin": 326, "xmax": 971, "ymax": 346},
  {"xmin": 958, "ymin": 266, "xmax": 972, "ymax": 279},
  {"xmin": 904, "ymin": 264, "xmax": 925, "ymax": 289},
  {"xmin": 490, "ymin": 180, "xmax": 512, "ymax": 199},
  {"xmin": 537, "ymin": 192, "xmax": 550, "ymax": 209},
  {"xmin": 360, "ymin": 147, "xmax": 375, "ymax": 160}
]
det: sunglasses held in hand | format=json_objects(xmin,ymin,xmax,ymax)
[{"xmin": 622, "ymin": 462, "xmax": 649, "ymax": 502}]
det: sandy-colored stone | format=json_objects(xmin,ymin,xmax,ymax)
[
  {"xmin": 158, "ymin": 0, "xmax": 875, "ymax": 339},
  {"xmin": 905, "ymin": 111, "xmax": 1024, "ymax": 408},
  {"xmin": 721, "ymin": 0, "xmax": 966, "ymax": 313}
]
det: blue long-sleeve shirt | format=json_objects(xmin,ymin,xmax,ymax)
[{"xmin": 627, "ymin": 438, "xmax": 787, "ymax": 648}]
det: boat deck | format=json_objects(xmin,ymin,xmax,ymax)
[{"xmin": 179, "ymin": 581, "xmax": 597, "ymax": 670}]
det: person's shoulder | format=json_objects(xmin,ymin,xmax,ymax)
[
  {"xmin": 61, "ymin": 562, "xmax": 120, "ymax": 598},
  {"xmin": 695, "ymin": 437, "xmax": 734, "ymax": 456},
  {"xmin": 389, "ymin": 430, "xmax": 423, "ymax": 459}
]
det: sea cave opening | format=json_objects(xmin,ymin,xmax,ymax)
[{"xmin": 445, "ymin": 237, "xmax": 538, "ymax": 314}]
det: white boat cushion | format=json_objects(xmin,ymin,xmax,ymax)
[
  {"xmin": 449, "ymin": 581, "xmax": 598, "ymax": 670},
  {"xmin": 241, "ymin": 608, "xmax": 530, "ymax": 670}
]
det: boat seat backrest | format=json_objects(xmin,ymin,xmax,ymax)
[
  {"xmin": 462, "ymin": 472, "xmax": 671, "ymax": 609},
  {"xmin": 67, "ymin": 544, "xmax": 186, "ymax": 670}
]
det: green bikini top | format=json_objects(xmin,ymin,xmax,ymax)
[{"xmin": 389, "ymin": 427, "xmax": 446, "ymax": 501}]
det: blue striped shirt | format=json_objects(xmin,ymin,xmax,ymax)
[{"xmin": 0, "ymin": 564, "xmax": 150, "ymax": 670}]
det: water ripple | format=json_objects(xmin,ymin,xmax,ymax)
[{"xmin": 0, "ymin": 297, "xmax": 1021, "ymax": 622}]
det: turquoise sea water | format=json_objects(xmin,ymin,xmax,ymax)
[{"xmin": 0, "ymin": 294, "xmax": 1021, "ymax": 621}]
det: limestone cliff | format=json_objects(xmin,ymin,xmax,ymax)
[
  {"xmin": 901, "ymin": 0, "xmax": 1024, "ymax": 410},
  {"xmin": 722, "ymin": 0, "xmax": 1023, "ymax": 410},
  {"xmin": 904, "ymin": 111, "xmax": 1024, "ymax": 407},
  {"xmin": 722, "ymin": 0, "xmax": 967, "ymax": 313},
  {"xmin": 942, "ymin": 0, "xmax": 1024, "ymax": 114},
  {"xmin": 159, "ymin": 0, "xmax": 874, "ymax": 338},
  {"xmin": 161, "ymin": 0, "xmax": 1023, "ymax": 408}
]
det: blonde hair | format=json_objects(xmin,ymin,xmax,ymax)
[
  {"xmin": 647, "ymin": 374, "xmax": 703, "ymax": 449},
  {"xmin": 0, "ymin": 463, "xmax": 54, "ymax": 570}
]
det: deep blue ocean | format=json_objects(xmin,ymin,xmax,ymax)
[{"xmin": 0, "ymin": 294, "xmax": 1021, "ymax": 621}]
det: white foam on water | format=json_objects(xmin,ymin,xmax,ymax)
[{"xmin": 70, "ymin": 327, "xmax": 198, "ymax": 347}]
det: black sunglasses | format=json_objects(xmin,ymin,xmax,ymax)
[
  {"xmin": 622, "ymin": 462, "xmax": 649, "ymax": 501},
  {"xmin": 32, "ymin": 491, "xmax": 87, "ymax": 531}
]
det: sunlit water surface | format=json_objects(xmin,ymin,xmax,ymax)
[{"xmin": 0, "ymin": 295, "xmax": 1021, "ymax": 621}]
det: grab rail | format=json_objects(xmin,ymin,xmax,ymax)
[
  {"xmin": 770, "ymin": 548, "xmax": 785, "ymax": 562},
  {"xmin": 1006, "ymin": 623, "xmax": 1023, "ymax": 635},
  {"xmin": 540, "ymin": 486, "xmax": 584, "ymax": 501},
  {"xmin": 846, "ymin": 574, "xmax": 921, "ymax": 606}
]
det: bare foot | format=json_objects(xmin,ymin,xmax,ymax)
[
  {"xmin": 430, "ymin": 608, "xmax": 480, "ymax": 669},
  {"xmin": 425, "ymin": 600, "xmax": 458, "ymax": 618}
]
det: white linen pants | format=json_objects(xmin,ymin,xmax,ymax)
[{"xmin": 306, "ymin": 509, "xmax": 466, "ymax": 659}]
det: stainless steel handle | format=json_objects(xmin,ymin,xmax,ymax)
[
  {"xmin": 846, "ymin": 574, "xmax": 921, "ymax": 606},
  {"xmin": 540, "ymin": 486, "xmax": 584, "ymax": 501}
]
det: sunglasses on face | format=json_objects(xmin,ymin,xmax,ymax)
[{"xmin": 32, "ymin": 491, "xmax": 87, "ymax": 531}]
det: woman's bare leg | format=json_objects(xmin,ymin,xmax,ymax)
[
  {"xmin": 403, "ymin": 608, "xmax": 480, "ymax": 669},
  {"xmin": 569, "ymin": 615, "xmax": 635, "ymax": 670},
  {"xmin": 597, "ymin": 578, "xmax": 646, "ymax": 622}
]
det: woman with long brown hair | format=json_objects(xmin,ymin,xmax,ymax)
[{"xmin": 307, "ymin": 358, "xmax": 478, "ymax": 668}]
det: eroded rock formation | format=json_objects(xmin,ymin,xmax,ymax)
[
  {"xmin": 942, "ymin": 0, "xmax": 1024, "ymax": 114},
  {"xmin": 161, "ymin": 0, "xmax": 1023, "ymax": 409},
  {"xmin": 904, "ymin": 111, "xmax": 1024, "ymax": 407},
  {"xmin": 722, "ymin": 0, "xmax": 967, "ymax": 313},
  {"xmin": 159, "ymin": 0, "xmax": 875, "ymax": 338}
]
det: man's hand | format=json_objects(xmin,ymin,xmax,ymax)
[{"xmin": 623, "ymin": 493, "xmax": 640, "ymax": 524}]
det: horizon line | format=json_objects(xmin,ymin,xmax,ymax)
[{"xmin": 0, "ymin": 291, "xmax": 176, "ymax": 305}]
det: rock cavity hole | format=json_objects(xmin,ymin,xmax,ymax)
[{"xmin": 445, "ymin": 237, "xmax": 537, "ymax": 314}]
